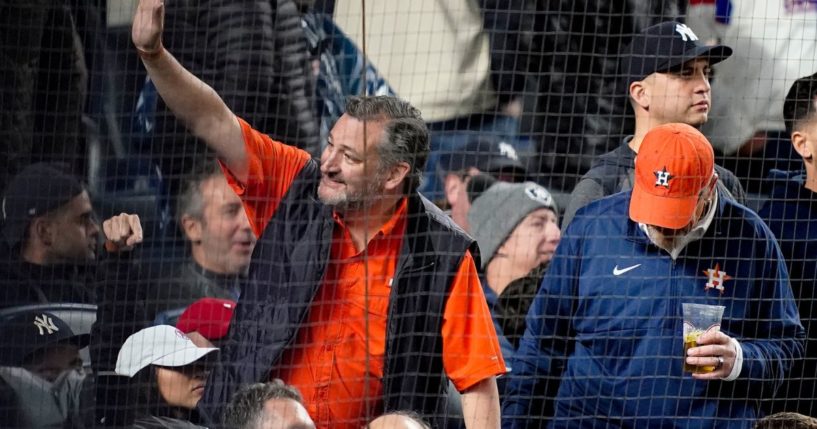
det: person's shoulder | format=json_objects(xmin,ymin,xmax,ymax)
[
  {"xmin": 719, "ymin": 194, "xmax": 779, "ymax": 241},
  {"xmin": 418, "ymin": 193, "xmax": 469, "ymax": 236},
  {"xmin": 585, "ymin": 145, "xmax": 634, "ymax": 178},
  {"xmin": 573, "ymin": 191, "xmax": 630, "ymax": 222},
  {"xmin": 131, "ymin": 416, "xmax": 205, "ymax": 429},
  {"xmin": 565, "ymin": 191, "xmax": 630, "ymax": 238},
  {"xmin": 579, "ymin": 144, "xmax": 635, "ymax": 197}
]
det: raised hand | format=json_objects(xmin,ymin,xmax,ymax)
[
  {"xmin": 103, "ymin": 213, "xmax": 144, "ymax": 253},
  {"xmin": 132, "ymin": 0, "xmax": 165, "ymax": 57}
]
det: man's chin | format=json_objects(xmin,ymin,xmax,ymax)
[
  {"xmin": 317, "ymin": 188, "xmax": 346, "ymax": 207},
  {"xmin": 687, "ymin": 113, "xmax": 708, "ymax": 127}
]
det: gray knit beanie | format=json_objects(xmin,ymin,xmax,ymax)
[{"xmin": 468, "ymin": 181, "xmax": 558, "ymax": 269}]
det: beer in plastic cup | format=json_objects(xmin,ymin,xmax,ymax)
[{"xmin": 682, "ymin": 303, "xmax": 725, "ymax": 373}]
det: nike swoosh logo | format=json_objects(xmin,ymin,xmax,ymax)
[{"xmin": 613, "ymin": 264, "xmax": 642, "ymax": 276}]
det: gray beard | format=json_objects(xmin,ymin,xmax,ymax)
[{"xmin": 319, "ymin": 177, "xmax": 386, "ymax": 213}]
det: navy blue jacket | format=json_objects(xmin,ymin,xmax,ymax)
[
  {"xmin": 503, "ymin": 191, "xmax": 804, "ymax": 429},
  {"xmin": 759, "ymin": 169, "xmax": 817, "ymax": 416}
]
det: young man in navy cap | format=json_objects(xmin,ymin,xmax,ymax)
[
  {"xmin": 0, "ymin": 310, "xmax": 93, "ymax": 427},
  {"xmin": 562, "ymin": 21, "xmax": 745, "ymax": 228}
]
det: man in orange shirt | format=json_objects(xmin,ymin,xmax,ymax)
[{"xmin": 131, "ymin": 1, "xmax": 506, "ymax": 428}]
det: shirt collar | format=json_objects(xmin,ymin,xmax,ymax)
[{"xmin": 638, "ymin": 190, "xmax": 718, "ymax": 259}]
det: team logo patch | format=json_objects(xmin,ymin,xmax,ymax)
[
  {"xmin": 33, "ymin": 314, "xmax": 59, "ymax": 335},
  {"xmin": 525, "ymin": 184, "xmax": 553, "ymax": 206},
  {"xmin": 703, "ymin": 263, "xmax": 731, "ymax": 294},
  {"xmin": 654, "ymin": 167, "xmax": 674, "ymax": 188},
  {"xmin": 675, "ymin": 23, "xmax": 699, "ymax": 42}
]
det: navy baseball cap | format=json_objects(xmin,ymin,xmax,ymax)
[
  {"xmin": 437, "ymin": 136, "xmax": 527, "ymax": 180},
  {"xmin": 1, "ymin": 163, "xmax": 84, "ymax": 247},
  {"xmin": 620, "ymin": 21, "xmax": 732, "ymax": 85},
  {"xmin": 0, "ymin": 311, "xmax": 90, "ymax": 366}
]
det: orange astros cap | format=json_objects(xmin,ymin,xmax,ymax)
[{"xmin": 629, "ymin": 123, "xmax": 714, "ymax": 229}]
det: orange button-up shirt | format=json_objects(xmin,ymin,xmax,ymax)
[{"xmin": 223, "ymin": 117, "xmax": 506, "ymax": 429}]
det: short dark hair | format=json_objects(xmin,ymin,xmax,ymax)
[
  {"xmin": 224, "ymin": 380, "xmax": 305, "ymax": 429},
  {"xmin": 344, "ymin": 96, "xmax": 429, "ymax": 192},
  {"xmin": 784, "ymin": 72, "xmax": 817, "ymax": 136},
  {"xmin": 175, "ymin": 160, "xmax": 224, "ymax": 226},
  {"xmin": 754, "ymin": 412, "xmax": 817, "ymax": 429}
]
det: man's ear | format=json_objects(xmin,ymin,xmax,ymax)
[
  {"xmin": 383, "ymin": 162, "xmax": 411, "ymax": 193},
  {"xmin": 791, "ymin": 131, "xmax": 813, "ymax": 160},
  {"xmin": 181, "ymin": 214, "xmax": 203, "ymax": 243},
  {"xmin": 30, "ymin": 217, "xmax": 53, "ymax": 246},
  {"xmin": 630, "ymin": 80, "xmax": 650, "ymax": 111}
]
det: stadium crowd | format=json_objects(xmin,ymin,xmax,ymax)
[{"xmin": 1, "ymin": 0, "xmax": 817, "ymax": 428}]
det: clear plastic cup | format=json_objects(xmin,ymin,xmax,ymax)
[{"xmin": 682, "ymin": 303, "xmax": 725, "ymax": 373}]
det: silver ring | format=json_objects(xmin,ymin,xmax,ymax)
[{"xmin": 715, "ymin": 356, "xmax": 724, "ymax": 370}]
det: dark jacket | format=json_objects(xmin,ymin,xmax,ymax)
[
  {"xmin": 478, "ymin": 0, "xmax": 532, "ymax": 106},
  {"xmin": 562, "ymin": 139, "xmax": 747, "ymax": 228},
  {"xmin": 0, "ymin": 261, "xmax": 96, "ymax": 309},
  {"xmin": 0, "ymin": 0, "xmax": 90, "ymax": 191},
  {"xmin": 144, "ymin": 261, "xmax": 242, "ymax": 323},
  {"xmin": 131, "ymin": 416, "xmax": 206, "ymax": 429},
  {"xmin": 0, "ymin": 367, "xmax": 91, "ymax": 429},
  {"xmin": 759, "ymin": 169, "xmax": 817, "ymax": 417},
  {"xmin": 198, "ymin": 160, "xmax": 477, "ymax": 428},
  {"xmin": 495, "ymin": 264, "xmax": 547, "ymax": 348}
]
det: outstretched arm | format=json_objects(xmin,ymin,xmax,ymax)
[{"xmin": 132, "ymin": 0, "xmax": 247, "ymax": 182}]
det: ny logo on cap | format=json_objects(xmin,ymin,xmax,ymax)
[
  {"xmin": 675, "ymin": 23, "xmax": 699, "ymax": 42},
  {"xmin": 654, "ymin": 167, "xmax": 674, "ymax": 188},
  {"xmin": 33, "ymin": 314, "xmax": 59, "ymax": 336}
]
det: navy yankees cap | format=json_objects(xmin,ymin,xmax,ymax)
[
  {"xmin": 0, "ymin": 311, "xmax": 90, "ymax": 366},
  {"xmin": 620, "ymin": 21, "xmax": 732, "ymax": 86},
  {"xmin": 437, "ymin": 135, "xmax": 527, "ymax": 180}
]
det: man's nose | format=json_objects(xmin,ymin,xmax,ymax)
[
  {"xmin": 694, "ymin": 71, "xmax": 711, "ymax": 93},
  {"xmin": 88, "ymin": 220, "xmax": 101, "ymax": 237},
  {"xmin": 320, "ymin": 147, "xmax": 340, "ymax": 173}
]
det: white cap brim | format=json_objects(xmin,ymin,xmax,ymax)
[
  {"xmin": 116, "ymin": 346, "xmax": 218, "ymax": 377},
  {"xmin": 114, "ymin": 325, "xmax": 219, "ymax": 377}
]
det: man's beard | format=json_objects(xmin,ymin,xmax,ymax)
[{"xmin": 319, "ymin": 173, "xmax": 387, "ymax": 213}]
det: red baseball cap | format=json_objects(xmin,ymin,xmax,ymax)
[
  {"xmin": 629, "ymin": 123, "xmax": 715, "ymax": 229},
  {"xmin": 176, "ymin": 298, "xmax": 236, "ymax": 340}
]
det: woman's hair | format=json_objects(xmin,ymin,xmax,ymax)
[{"xmin": 129, "ymin": 365, "xmax": 198, "ymax": 423}]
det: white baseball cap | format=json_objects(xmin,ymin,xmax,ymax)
[{"xmin": 115, "ymin": 325, "xmax": 219, "ymax": 377}]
